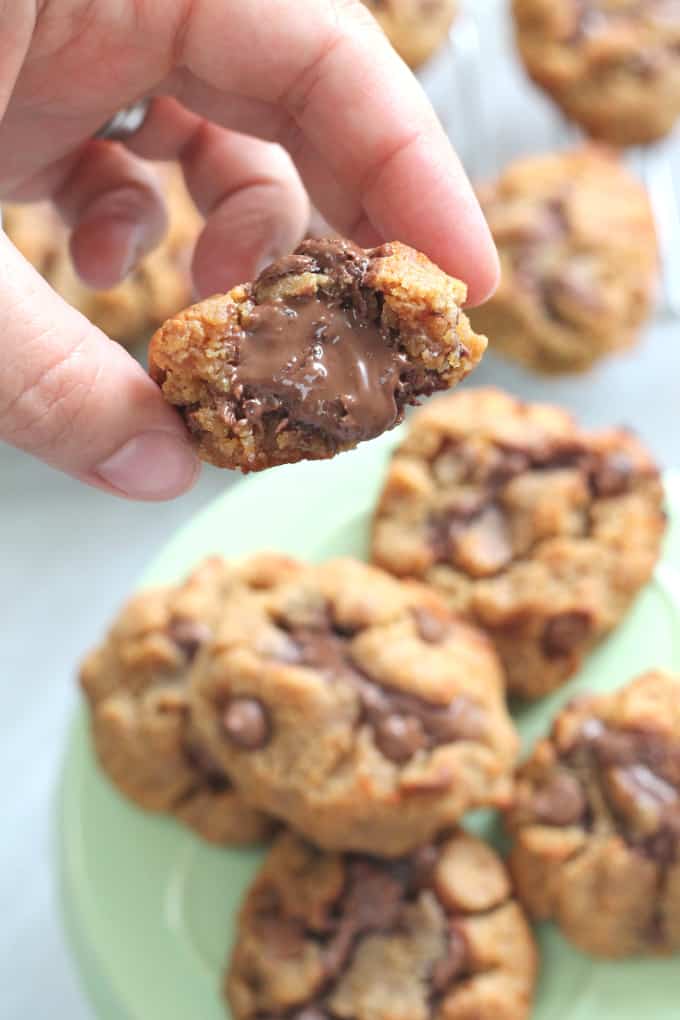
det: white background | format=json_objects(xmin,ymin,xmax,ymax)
[{"xmin": 2, "ymin": 2, "xmax": 679, "ymax": 1017}]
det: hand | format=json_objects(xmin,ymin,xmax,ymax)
[{"xmin": 0, "ymin": 0, "xmax": 498, "ymax": 500}]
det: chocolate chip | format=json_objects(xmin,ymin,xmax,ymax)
[
  {"xmin": 374, "ymin": 714, "xmax": 428, "ymax": 763},
  {"xmin": 450, "ymin": 505, "xmax": 513, "ymax": 578},
  {"xmin": 532, "ymin": 771, "xmax": 586, "ymax": 826},
  {"xmin": 345, "ymin": 860, "xmax": 405, "ymax": 930},
  {"xmin": 168, "ymin": 617, "xmax": 212, "ymax": 661},
  {"xmin": 430, "ymin": 925, "xmax": 468, "ymax": 992},
  {"xmin": 412, "ymin": 607, "xmax": 450, "ymax": 644},
  {"xmin": 542, "ymin": 610, "xmax": 592, "ymax": 658},
  {"xmin": 587, "ymin": 727, "xmax": 644, "ymax": 767},
  {"xmin": 254, "ymin": 915, "xmax": 307, "ymax": 957},
  {"xmin": 409, "ymin": 844, "xmax": 440, "ymax": 892},
  {"xmin": 424, "ymin": 698, "xmax": 485, "ymax": 743},
  {"xmin": 222, "ymin": 697, "xmax": 271, "ymax": 749},
  {"xmin": 323, "ymin": 860, "xmax": 404, "ymax": 978},
  {"xmin": 542, "ymin": 262, "xmax": 603, "ymax": 325},
  {"xmin": 487, "ymin": 448, "xmax": 531, "ymax": 486},
  {"xmin": 643, "ymin": 820, "xmax": 680, "ymax": 866},
  {"xmin": 284, "ymin": 627, "xmax": 349, "ymax": 676},
  {"xmin": 590, "ymin": 452, "xmax": 634, "ymax": 499},
  {"xmin": 184, "ymin": 743, "xmax": 231, "ymax": 792}
]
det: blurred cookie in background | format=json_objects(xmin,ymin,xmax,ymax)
[
  {"xmin": 363, "ymin": 0, "xmax": 458, "ymax": 69},
  {"xmin": 513, "ymin": 0, "xmax": 680, "ymax": 146},
  {"xmin": 470, "ymin": 147, "xmax": 658, "ymax": 375},
  {"xmin": 3, "ymin": 162, "xmax": 201, "ymax": 349}
]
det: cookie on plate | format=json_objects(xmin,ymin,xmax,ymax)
[
  {"xmin": 227, "ymin": 829, "xmax": 537, "ymax": 1020},
  {"xmin": 189, "ymin": 556, "xmax": 518, "ymax": 856},
  {"xmin": 362, "ymin": 0, "xmax": 458, "ymax": 69},
  {"xmin": 148, "ymin": 238, "xmax": 486, "ymax": 472},
  {"xmin": 371, "ymin": 388, "xmax": 665, "ymax": 699},
  {"xmin": 470, "ymin": 147, "xmax": 657, "ymax": 375},
  {"xmin": 507, "ymin": 670, "xmax": 680, "ymax": 957},
  {"xmin": 3, "ymin": 163, "xmax": 200, "ymax": 347},
  {"xmin": 513, "ymin": 0, "xmax": 680, "ymax": 145},
  {"xmin": 80, "ymin": 556, "xmax": 276, "ymax": 845}
]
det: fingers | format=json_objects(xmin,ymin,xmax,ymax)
[
  {"xmin": 181, "ymin": 126, "xmax": 309, "ymax": 295},
  {"xmin": 0, "ymin": 233, "xmax": 199, "ymax": 500},
  {"xmin": 53, "ymin": 140, "xmax": 168, "ymax": 289},
  {"xmin": 163, "ymin": 0, "xmax": 498, "ymax": 303},
  {"xmin": 128, "ymin": 100, "xmax": 310, "ymax": 294}
]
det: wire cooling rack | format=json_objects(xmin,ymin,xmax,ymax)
[{"xmin": 440, "ymin": 0, "xmax": 680, "ymax": 318}]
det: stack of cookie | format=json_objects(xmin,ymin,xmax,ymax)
[
  {"xmin": 81, "ymin": 553, "xmax": 538, "ymax": 1018},
  {"xmin": 81, "ymin": 390, "xmax": 677, "ymax": 1014},
  {"xmin": 469, "ymin": 147, "xmax": 659, "ymax": 375},
  {"xmin": 513, "ymin": 0, "xmax": 680, "ymax": 147}
]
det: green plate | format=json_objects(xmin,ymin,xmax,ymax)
[{"xmin": 59, "ymin": 432, "xmax": 680, "ymax": 1020}]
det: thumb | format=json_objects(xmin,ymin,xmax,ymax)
[{"xmin": 0, "ymin": 230, "xmax": 199, "ymax": 499}]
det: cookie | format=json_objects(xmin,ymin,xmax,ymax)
[
  {"xmin": 470, "ymin": 147, "xmax": 658, "ymax": 375},
  {"xmin": 148, "ymin": 238, "xmax": 486, "ymax": 472},
  {"xmin": 189, "ymin": 556, "xmax": 518, "ymax": 856},
  {"xmin": 507, "ymin": 670, "xmax": 680, "ymax": 957},
  {"xmin": 227, "ymin": 829, "xmax": 537, "ymax": 1020},
  {"xmin": 513, "ymin": 0, "xmax": 680, "ymax": 145},
  {"xmin": 363, "ymin": 0, "xmax": 458, "ymax": 69},
  {"xmin": 371, "ymin": 388, "xmax": 665, "ymax": 699},
  {"xmin": 3, "ymin": 163, "xmax": 200, "ymax": 347},
  {"xmin": 80, "ymin": 556, "xmax": 275, "ymax": 845}
]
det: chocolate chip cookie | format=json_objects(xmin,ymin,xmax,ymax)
[
  {"xmin": 470, "ymin": 147, "xmax": 658, "ymax": 375},
  {"xmin": 362, "ymin": 0, "xmax": 458, "ymax": 69},
  {"xmin": 3, "ymin": 163, "xmax": 200, "ymax": 347},
  {"xmin": 80, "ymin": 556, "xmax": 277, "ymax": 845},
  {"xmin": 227, "ymin": 829, "xmax": 537, "ymax": 1020},
  {"xmin": 371, "ymin": 388, "xmax": 665, "ymax": 699},
  {"xmin": 148, "ymin": 239, "xmax": 486, "ymax": 472},
  {"xmin": 189, "ymin": 557, "xmax": 518, "ymax": 856},
  {"xmin": 513, "ymin": 0, "xmax": 680, "ymax": 145},
  {"xmin": 507, "ymin": 671, "xmax": 680, "ymax": 957}
]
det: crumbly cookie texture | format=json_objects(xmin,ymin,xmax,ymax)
[
  {"xmin": 513, "ymin": 0, "xmax": 680, "ymax": 145},
  {"xmin": 507, "ymin": 671, "xmax": 680, "ymax": 957},
  {"xmin": 148, "ymin": 238, "xmax": 486, "ymax": 472},
  {"xmin": 371, "ymin": 388, "xmax": 665, "ymax": 699},
  {"xmin": 470, "ymin": 147, "xmax": 658, "ymax": 375},
  {"xmin": 3, "ymin": 163, "xmax": 200, "ymax": 347},
  {"xmin": 80, "ymin": 556, "xmax": 277, "ymax": 845},
  {"xmin": 227, "ymin": 829, "xmax": 537, "ymax": 1020},
  {"xmin": 362, "ymin": 0, "xmax": 458, "ymax": 68},
  {"xmin": 189, "ymin": 556, "xmax": 518, "ymax": 856}
]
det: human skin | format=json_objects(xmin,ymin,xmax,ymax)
[{"xmin": 0, "ymin": 1, "xmax": 497, "ymax": 500}]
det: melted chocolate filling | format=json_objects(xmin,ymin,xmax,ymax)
[
  {"xmin": 223, "ymin": 239, "xmax": 456, "ymax": 448},
  {"xmin": 234, "ymin": 299, "xmax": 410, "ymax": 443}
]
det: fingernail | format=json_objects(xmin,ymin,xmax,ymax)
[{"xmin": 96, "ymin": 431, "xmax": 200, "ymax": 500}]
